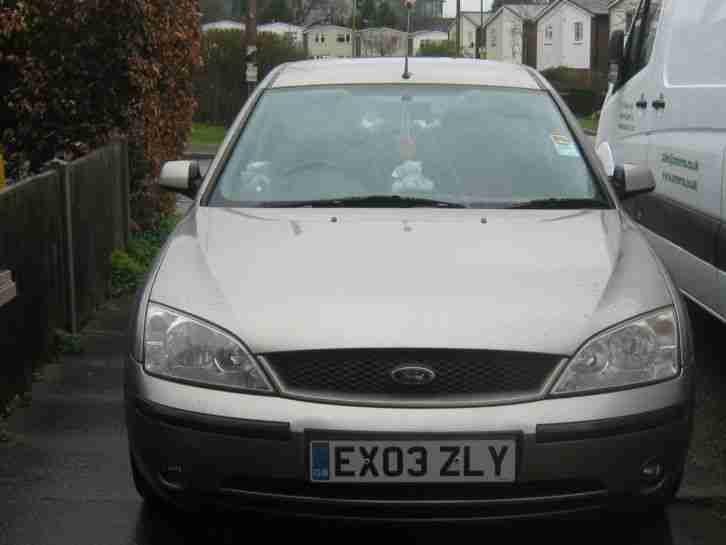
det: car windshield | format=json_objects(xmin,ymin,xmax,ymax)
[{"xmin": 208, "ymin": 84, "xmax": 610, "ymax": 208}]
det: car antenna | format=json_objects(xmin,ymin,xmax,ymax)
[{"xmin": 402, "ymin": 0, "xmax": 414, "ymax": 80}]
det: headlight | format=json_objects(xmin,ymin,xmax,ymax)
[
  {"xmin": 143, "ymin": 303, "xmax": 272, "ymax": 392},
  {"xmin": 551, "ymin": 308, "xmax": 679, "ymax": 396}
]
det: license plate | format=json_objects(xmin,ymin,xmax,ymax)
[{"xmin": 309, "ymin": 439, "xmax": 516, "ymax": 483}]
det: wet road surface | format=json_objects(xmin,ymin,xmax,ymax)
[{"xmin": 1, "ymin": 297, "xmax": 725, "ymax": 545}]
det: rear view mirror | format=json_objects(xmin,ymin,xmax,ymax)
[
  {"xmin": 612, "ymin": 163, "xmax": 656, "ymax": 200},
  {"xmin": 608, "ymin": 30, "xmax": 625, "ymax": 87},
  {"xmin": 159, "ymin": 161, "xmax": 202, "ymax": 199}
]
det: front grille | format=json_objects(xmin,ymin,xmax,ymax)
[
  {"xmin": 216, "ymin": 477, "xmax": 609, "ymax": 520},
  {"xmin": 219, "ymin": 476, "xmax": 606, "ymax": 503},
  {"xmin": 262, "ymin": 349, "xmax": 563, "ymax": 405}
]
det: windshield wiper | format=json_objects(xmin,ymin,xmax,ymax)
[
  {"xmin": 258, "ymin": 195, "xmax": 468, "ymax": 208},
  {"xmin": 508, "ymin": 198, "xmax": 610, "ymax": 210}
]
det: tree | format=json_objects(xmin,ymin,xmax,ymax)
[
  {"xmin": 327, "ymin": 0, "xmax": 351, "ymax": 25},
  {"xmin": 359, "ymin": 0, "xmax": 377, "ymax": 27},
  {"xmin": 376, "ymin": 1, "xmax": 397, "ymax": 28},
  {"xmin": 194, "ymin": 30, "xmax": 305, "ymax": 126},
  {"xmin": 360, "ymin": 30, "xmax": 403, "ymax": 56},
  {"xmin": 261, "ymin": 0, "xmax": 293, "ymax": 22},
  {"xmin": 200, "ymin": 0, "xmax": 228, "ymax": 23}
]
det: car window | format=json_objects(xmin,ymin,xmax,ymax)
[
  {"xmin": 666, "ymin": 0, "xmax": 726, "ymax": 85},
  {"xmin": 208, "ymin": 85, "xmax": 607, "ymax": 208}
]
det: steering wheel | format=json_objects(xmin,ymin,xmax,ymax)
[
  {"xmin": 278, "ymin": 159, "xmax": 354, "ymax": 194},
  {"xmin": 281, "ymin": 160, "xmax": 343, "ymax": 179}
]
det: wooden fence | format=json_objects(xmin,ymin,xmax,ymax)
[{"xmin": 0, "ymin": 140, "xmax": 129, "ymax": 407}]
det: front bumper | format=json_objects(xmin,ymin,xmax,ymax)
[{"xmin": 125, "ymin": 356, "xmax": 693, "ymax": 521}]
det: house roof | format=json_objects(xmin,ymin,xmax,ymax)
[
  {"xmin": 258, "ymin": 22, "xmax": 303, "ymax": 32},
  {"xmin": 537, "ymin": 0, "xmax": 609, "ymax": 21},
  {"xmin": 202, "ymin": 20, "xmax": 245, "ymax": 32},
  {"xmin": 359, "ymin": 27, "xmax": 407, "ymax": 35},
  {"xmin": 412, "ymin": 17, "xmax": 453, "ymax": 33},
  {"xmin": 271, "ymin": 58, "xmax": 541, "ymax": 89},
  {"xmin": 412, "ymin": 29, "xmax": 449, "ymax": 36},
  {"xmin": 461, "ymin": 11, "xmax": 492, "ymax": 27},
  {"xmin": 483, "ymin": 4, "xmax": 546, "ymax": 29},
  {"xmin": 303, "ymin": 24, "xmax": 353, "ymax": 34}
]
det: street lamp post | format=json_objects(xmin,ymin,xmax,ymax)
[
  {"xmin": 456, "ymin": 0, "xmax": 461, "ymax": 57},
  {"xmin": 479, "ymin": 0, "xmax": 484, "ymax": 59}
]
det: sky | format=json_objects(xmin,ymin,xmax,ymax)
[{"xmin": 442, "ymin": 0, "xmax": 493, "ymax": 17}]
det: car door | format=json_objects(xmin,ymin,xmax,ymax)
[
  {"xmin": 629, "ymin": 0, "xmax": 725, "ymax": 319},
  {"xmin": 599, "ymin": 0, "xmax": 659, "ymax": 168}
]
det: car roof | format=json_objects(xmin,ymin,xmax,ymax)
[{"xmin": 270, "ymin": 58, "xmax": 542, "ymax": 90}]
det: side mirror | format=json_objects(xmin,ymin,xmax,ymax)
[
  {"xmin": 159, "ymin": 161, "xmax": 202, "ymax": 199},
  {"xmin": 608, "ymin": 30, "xmax": 625, "ymax": 87},
  {"xmin": 612, "ymin": 163, "xmax": 656, "ymax": 200}
]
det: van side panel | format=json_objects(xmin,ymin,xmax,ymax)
[{"xmin": 645, "ymin": 0, "xmax": 726, "ymax": 319}]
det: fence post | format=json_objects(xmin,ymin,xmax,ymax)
[
  {"xmin": 119, "ymin": 139, "xmax": 130, "ymax": 249},
  {"xmin": 51, "ymin": 159, "xmax": 78, "ymax": 334}
]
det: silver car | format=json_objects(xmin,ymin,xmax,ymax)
[{"xmin": 125, "ymin": 58, "xmax": 694, "ymax": 521}]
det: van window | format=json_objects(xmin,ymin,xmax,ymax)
[
  {"xmin": 623, "ymin": 0, "xmax": 661, "ymax": 80},
  {"xmin": 666, "ymin": 0, "xmax": 726, "ymax": 85},
  {"xmin": 638, "ymin": 0, "xmax": 662, "ymax": 69}
]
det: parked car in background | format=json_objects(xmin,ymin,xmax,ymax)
[
  {"xmin": 126, "ymin": 58, "xmax": 694, "ymax": 521},
  {"xmin": 597, "ymin": 0, "xmax": 726, "ymax": 324}
]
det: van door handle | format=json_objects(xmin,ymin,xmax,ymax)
[{"xmin": 652, "ymin": 95, "xmax": 666, "ymax": 110}]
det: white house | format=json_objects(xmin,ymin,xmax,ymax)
[
  {"xmin": 358, "ymin": 27, "xmax": 408, "ymax": 57},
  {"xmin": 303, "ymin": 24, "xmax": 354, "ymax": 58},
  {"xmin": 608, "ymin": 0, "xmax": 639, "ymax": 36},
  {"xmin": 412, "ymin": 30, "xmax": 449, "ymax": 55},
  {"xmin": 536, "ymin": 0, "xmax": 609, "ymax": 72},
  {"xmin": 258, "ymin": 22, "xmax": 304, "ymax": 45},
  {"xmin": 484, "ymin": 4, "xmax": 546, "ymax": 64},
  {"xmin": 449, "ymin": 12, "xmax": 491, "ymax": 58},
  {"xmin": 202, "ymin": 20, "xmax": 245, "ymax": 33}
]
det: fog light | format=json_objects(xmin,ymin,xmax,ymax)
[
  {"xmin": 159, "ymin": 465, "xmax": 185, "ymax": 490},
  {"xmin": 641, "ymin": 460, "xmax": 664, "ymax": 484}
]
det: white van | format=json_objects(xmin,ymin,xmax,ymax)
[{"xmin": 597, "ymin": 0, "xmax": 726, "ymax": 323}]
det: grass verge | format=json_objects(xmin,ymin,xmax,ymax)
[
  {"xmin": 189, "ymin": 123, "xmax": 226, "ymax": 147},
  {"xmin": 578, "ymin": 114, "xmax": 599, "ymax": 133}
]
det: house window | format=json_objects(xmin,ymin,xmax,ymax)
[
  {"xmin": 545, "ymin": 24, "xmax": 553, "ymax": 43},
  {"xmin": 315, "ymin": 33, "xmax": 319, "ymax": 43},
  {"xmin": 337, "ymin": 33, "xmax": 346, "ymax": 43},
  {"xmin": 468, "ymin": 31, "xmax": 474, "ymax": 47},
  {"xmin": 491, "ymin": 28, "xmax": 497, "ymax": 47},
  {"xmin": 346, "ymin": 33, "xmax": 351, "ymax": 42},
  {"xmin": 321, "ymin": 33, "xmax": 325, "ymax": 43},
  {"xmin": 574, "ymin": 21, "xmax": 583, "ymax": 42}
]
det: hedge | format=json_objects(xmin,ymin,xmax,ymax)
[
  {"xmin": 194, "ymin": 30, "xmax": 306, "ymax": 127},
  {"xmin": 0, "ymin": 0, "xmax": 202, "ymax": 226}
]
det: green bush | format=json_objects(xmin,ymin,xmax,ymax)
[
  {"xmin": 417, "ymin": 41, "xmax": 456, "ymax": 57},
  {"xmin": 109, "ymin": 214, "xmax": 180, "ymax": 296},
  {"xmin": 110, "ymin": 250, "xmax": 147, "ymax": 297}
]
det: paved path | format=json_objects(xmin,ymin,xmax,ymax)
[{"xmin": 1, "ymin": 299, "xmax": 725, "ymax": 544}]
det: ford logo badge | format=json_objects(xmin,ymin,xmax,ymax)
[{"xmin": 390, "ymin": 365, "xmax": 436, "ymax": 386}]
